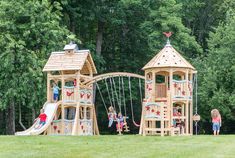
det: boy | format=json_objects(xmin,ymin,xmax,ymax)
[
  {"xmin": 35, "ymin": 109, "xmax": 47, "ymax": 129},
  {"xmin": 53, "ymin": 82, "xmax": 60, "ymax": 102}
]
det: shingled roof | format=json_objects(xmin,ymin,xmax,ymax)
[
  {"xmin": 142, "ymin": 43, "xmax": 195, "ymax": 70},
  {"xmin": 43, "ymin": 50, "xmax": 97, "ymax": 74}
]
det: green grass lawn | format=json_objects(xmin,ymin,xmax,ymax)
[{"xmin": 0, "ymin": 135, "xmax": 234, "ymax": 158}]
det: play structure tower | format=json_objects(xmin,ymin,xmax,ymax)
[
  {"xmin": 43, "ymin": 42, "xmax": 99, "ymax": 135},
  {"xmin": 140, "ymin": 37, "xmax": 197, "ymax": 136}
]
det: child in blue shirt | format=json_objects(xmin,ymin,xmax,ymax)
[{"xmin": 52, "ymin": 82, "xmax": 60, "ymax": 102}]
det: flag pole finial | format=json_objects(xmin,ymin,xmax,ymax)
[{"xmin": 163, "ymin": 32, "xmax": 173, "ymax": 46}]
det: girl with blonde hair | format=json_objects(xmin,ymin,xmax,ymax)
[{"xmin": 211, "ymin": 109, "xmax": 222, "ymax": 136}]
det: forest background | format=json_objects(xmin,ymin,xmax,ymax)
[{"xmin": 0, "ymin": 0, "xmax": 235, "ymax": 135}]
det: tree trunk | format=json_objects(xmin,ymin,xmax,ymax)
[
  {"xmin": 0, "ymin": 110, "xmax": 4, "ymax": 134},
  {"xmin": 32, "ymin": 107, "xmax": 36, "ymax": 122},
  {"xmin": 6, "ymin": 100, "xmax": 15, "ymax": 135},
  {"xmin": 70, "ymin": 18, "xmax": 76, "ymax": 33},
  {"xmin": 96, "ymin": 20, "xmax": 105, "ymax": 56},
  {"xmin": 18, "ymin": 104, "xmax": 26, "ymax": 130}
]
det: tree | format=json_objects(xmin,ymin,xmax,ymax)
[
  {"xmin": 141, "ymin": 0, "xmax": 202, "ymax": 61},
  {"xmin": 0, "ymin": 0, "xmax": 77, "ymax": 134},
  {"xmin": 197, "ymin": 9, "xmax": 235, "ymax": 133}
]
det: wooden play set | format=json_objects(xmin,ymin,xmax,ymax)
[{"xmin": 16, "ymin": 34, "xmax": 200, "ymax": 136}]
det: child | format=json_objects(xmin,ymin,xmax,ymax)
[
  {"xmin": 35, "ymin": 109, "xmax": 47, "ymax": 129},
  {"xmin": 108, "ymin": 106, "xmax": 116, "ymax": 128},
  {"xmin": 52, "ymin": 82, "xmax": 60, "ymax": 102},
  {"xmin": 116, "ymin": 112, "xmax": 124, "ymax": 135},
  {"xmin": 211, "ymin": 109, "xmax": 222, "ymax": 136}
]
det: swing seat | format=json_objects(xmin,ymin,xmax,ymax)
[{"xmin": 124, "ymin": 125, "xmax": 130, "ymax": 132}]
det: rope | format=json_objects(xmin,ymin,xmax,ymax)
[
  {"xmin": 192, "ymin": 73, "xmax": 199, "ymax": 135},
  {"xmin": 104, "ymin": 79, "xmax": 113, "ymax": 107},
  {"xmin": 109, "ymin": 78, "xmax": 116, "ymax": 110},
  {"xmin": 112, "ymin": 77, "xmax": 121, "ymax": 113},
  {"xmin": 195, "ymin": 74, "xmax": 199, "ymax": 135},
  {"xmin": 118, "ymin": 76, "xmax": 122, "ymax": 110},
  {"xmin": 122, "ymin": 77, "xmax": 127, "ymax": 117},
  {"xmin": 95, "ymin": 82, "xmax": 108, "ymax": 114},
  {"xmin": 128, "ymin": 76, "xmax": 140, "ymax": 127}
]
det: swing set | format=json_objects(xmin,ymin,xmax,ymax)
[
  {"xmin": 95, "ymin": 75, "xmax": 144, "ymax": 134},
  {"xmin": 16, "ymin": 35, "xmax": 200, "ymax": 136}
]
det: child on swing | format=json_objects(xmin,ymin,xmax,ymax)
[
  {"xmin": 108, "ymin": 106, "xmax": 116, "ymax": 128},
  {"xmin": 211, "ymin": 109, "xmax": 222, "ymax": 136},
  {"xmin": 116, "ymin": 112, "xmax": 124, "ymax": 135}
]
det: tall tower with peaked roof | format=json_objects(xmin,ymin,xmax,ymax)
[{"xmin": 139, "ymin": 37, "xmax": 197, "ymax": 136}]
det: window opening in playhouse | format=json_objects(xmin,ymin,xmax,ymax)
[
  {"xmin": 79, "ymin": 106, "xmax": 85, "ymax": 119},
  {"xmin": 51, "ymin": 71, "xmax": 60, "ymax": 75},
  {"xmin": 173, "ymin": 71, "xmax": 186, "ymax": 81},
  {"xmin": 64, "ymin": 107, "xmax": 76, "ymax": 120},
  {"xmin": 173, "ymin": 74, "xmax": 182, "ymax": 80},
  {"xmin": 65, "ymin": 80, "xmax": 75, "ymax": 87},
  {"xmin": 156, "ymin": 75, "xmax": 165, "ymax": 83},
  {"xmin": 147, "ymin": 72, "xmax": 152, "ymax": 80},
  {"xmin": 86, "ymin": 107, "xmax": 91, "ymax": 119}
]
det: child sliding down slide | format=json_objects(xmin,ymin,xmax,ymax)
[{"xmin": 35, "ymin": 109, "xmax": 47, "ymax": 129}]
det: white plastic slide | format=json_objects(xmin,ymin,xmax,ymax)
[{"xmin": 15, "ymin": 102, "xmax": 60, "ymax": 136}]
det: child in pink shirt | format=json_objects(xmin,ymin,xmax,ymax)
[{"xmin": 211, "ymin": 109, "xmax": 222, "ymax": 136}]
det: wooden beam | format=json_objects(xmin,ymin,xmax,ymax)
[
  {"xmin": 61, "ymin": 71, "xmax": 65, "ymax": 134},
  {"xmin": 185, "ymin": 69, "xmax": 189, "ymax": 135},
  {"xmin": 83, "ymin": 72, "xmax": 145, "ymax": 86},
  {"xmin": 190, "ymin": 72, "xmax": 193, "ymax": 135},
  {"xmin": 72, "ymin": 71, "xmax": 80, "ymax": 135},
  {"xmin": 47, "ymin": 72, "xmax": 51, "ymax": 102},
  {"xmin": 169, "ymin": 69, "xmax": 173, "ymax": 135}
]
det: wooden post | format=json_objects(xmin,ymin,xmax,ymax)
[
  {"xmin": 152, "ymin": 70, "xmax": 156, "ymax": 102},
  {"xmin": 190, "ymin": 72, "xmax": 193, "ymax": 135},
  {"xmin": 93, "ymin": 107, "xmax": 99, "ymax": 135},
  {"xmin": 185, "ymin": 69, "xmax": 189, "ymax": 135},
  {"xmin": 139, "ymin": 101, "xmax": 146, "ymax": 135},
  {"xmin": 140, "ymin": 72, "xmax": 147, "ymax": 135},
  {"xmin": 169, "ymin": 69, "xmax": 173, "ymax": 135},
  {"xmin": 47, "ymin": 72, "xmax": 51, "ymax": 102},
  {"xmin": 161, "ymin": 105, "xmax": 164, "ymax": 136},
  {"xmin": 72, "ymin": 71, "xmax": 80, "ymax": 135},
  {"xmin": 61, "ymin": 71, "xmax": 65, "ymax": 134},
  {"xmin": 143, "ymin": 120, "xmax": 146, "ymax": 136}
]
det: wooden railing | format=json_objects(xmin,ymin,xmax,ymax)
[
  {"xmin": 63, "ymin": 86, "xmax": 75, "ymax": 102},
  {"xmin": 143, "ymin": 102, "xmax": 169, "ymax": 120},
  {"xmin": 172, "ymin": 80, "xmax": 192, "ymax": 99},
  {"xmin": 62, "ymin": 86, "xmax": 93, "ymax": 104},
  {"xmin": 80, "ymin": 88, "xmax": 93, "ymax": 104},
  {"xmin": 78, "ymin": 119, "xmax": 93, "ymax": 136},
  {"xmin": 48, "ymin": 119, "xmax": 74, "ymax": 135}
]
